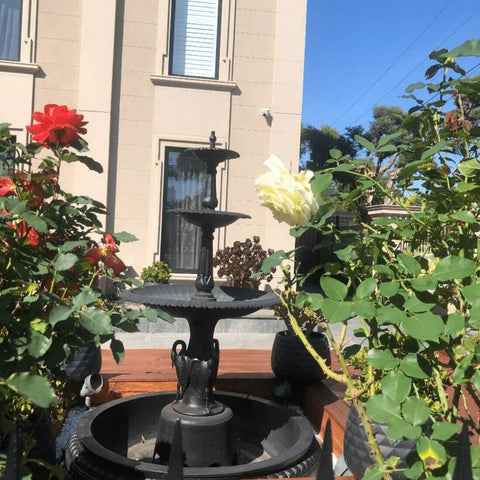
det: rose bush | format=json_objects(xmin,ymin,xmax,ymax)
[
  {"xmin": 0, "ymin": 106, "xmax": 167, "ymax": 478},
  {"xmin": 255, "ymin": 154, "xmax": 321, "ymax": 226},
  {"xmin": 259, "ymin": 41, "xmax": 480, "ymax": 480}
]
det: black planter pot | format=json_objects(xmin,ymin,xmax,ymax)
[
  {"xmin": 62, "ymin": 341, "xmax": 102, "ymax": 383},
  {"xmin": 271, "ymin": 330, "xmax": 331, "ymax": 384},
  {"xmin": 343, "ymin": 407, "xmax": 416, "ymax": 480}
]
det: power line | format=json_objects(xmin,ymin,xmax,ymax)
[
  {"xmin": 331, "ymin": 0, "xmax": 456, "ymax": 128},
  {"xmin": 349, "ymin": 4, "xmax": 480, "ymax": 125}
]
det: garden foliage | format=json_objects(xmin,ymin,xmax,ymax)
[{"xmin": 260, "ymin": 40, "xmax": 480, "ymax": 479}]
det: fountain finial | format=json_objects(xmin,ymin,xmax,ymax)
[{"xmin": 209, "ymin": 131, "xmax": 216, "ymax": 149}]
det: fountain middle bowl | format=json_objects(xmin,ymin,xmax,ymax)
[
  {"xmin": 66, "ymin": 391, "xmax": 319, "ymax": 479},
  {"xmin": 121, "ymin": 284, "xmax": 280, "ymax": 319}
]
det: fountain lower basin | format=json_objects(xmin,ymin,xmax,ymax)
[{"xmin": 66, "ymin": 391, "xmax": 319, "ymax": 479}]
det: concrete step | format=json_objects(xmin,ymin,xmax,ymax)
[{"xmin": 136, "ymin": 309, "xmax": 285, "ymax": 334}]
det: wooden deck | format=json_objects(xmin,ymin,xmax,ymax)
[{"xmin": 97, "ymin": 348, "xmax": 353, "ymax": 479}]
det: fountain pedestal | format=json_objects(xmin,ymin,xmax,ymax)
[{"xmin": 155, "ymin": 404, "xmax": 235, "ymax": 467}]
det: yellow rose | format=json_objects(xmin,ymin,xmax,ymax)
[{"xmin": 255, "ymin": 155, "xmax": 320, "ymax": 226}]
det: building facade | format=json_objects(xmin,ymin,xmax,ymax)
[{"xmin": 0, "ymin": 0, "xmax": 307, "ymax": 283}]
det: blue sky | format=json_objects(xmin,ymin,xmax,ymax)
[{"xmin": 302, "ymin": 0, "xmax": 480, "ymax": 134}]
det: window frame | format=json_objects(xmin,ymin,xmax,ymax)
[{"xmin": 168, "ymin": 0, "xmax": 223, "ymax": 80}]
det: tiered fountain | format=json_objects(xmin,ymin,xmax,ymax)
[{"xmin": 66, "ymin": 134, "xmax": 319, "ymax": 479}]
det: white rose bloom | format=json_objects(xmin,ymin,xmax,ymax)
[{"xmin": 255, "ymin": 155, "xmax": 320, "ymax": 226}]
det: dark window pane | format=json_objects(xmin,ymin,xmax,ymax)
[{"xmin": 160, "ymin": 148, "xmax": 207, "ymax": 273}]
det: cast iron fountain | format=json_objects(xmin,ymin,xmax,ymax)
[{"xmin": 66, "ymin": 133, "xmax": 319, "ymax": 479}]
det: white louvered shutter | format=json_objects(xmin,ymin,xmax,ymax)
[{"xmin": 171, "ymin": 0, "xmax": 220, "ymax": 79}]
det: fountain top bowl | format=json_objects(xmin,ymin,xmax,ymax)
[
  {"xmin": 183, "ymin": 147, "xmax": 240, "ymax": 165},
  {"xmin": 121, "ymin": 284, "xmax": 280, "ymax": 319}
]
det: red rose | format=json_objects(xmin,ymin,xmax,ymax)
[
  {"xmin": 85, "ymin": 234, "xmax": 126, "ymax": 276},
  {"xmin": 0, "ymin": 176, "xmax": 16, "ymax": 196},
  {"xmin": 8, "ymin": 219, "xmax": 40, "ymax": 246},
  {"xmin": 26, "ymin": 104, "xmax": 87, "ymax": 147}
]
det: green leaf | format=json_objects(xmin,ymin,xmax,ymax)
[
  {"xmin": 367, "ymin": 349, "xmax": 399, "ymax": 370},
  {"xmin": 77, "ymin": 155, "xmax": 103, "ymax": 173},
  {"xmin": 445, "ymin": 312, "xmax": 464, "ymax": 335},
  {"xmin": 49, "ymin": 305, "xmax": 73, "ymax": 326},
  {"xmin": 417, "ymin": 437, "xmax": 447, "ymax": 468},
  {"xmin": 376, "ymin": 144, "xmax": 397, "ymax": 153},
  {"xmin": 28, "ymin": 330, "xmax": 52, "ymax": 358},
  {"xmin": 458, "ymin": 159, "xmax": 480, "ymax": 177},
  {"xmin": 311, "ymin": 172, "xmax": 333, "ymax": 195},
  {"xmin": 112, "ymin": 231, "xmax": 138, "ymax": 243},
  {"xmin": 356, "ymin": 277, "xmax": 377, "ymax": 299},
  {"xmin": 20, "ymin": 212, "xmax": 48, "ymax": 232},
  {"xmin": 470, "ymin": 304, "xmax": 480, "ymax": 329},
  {"xmin": 58, "ymin": 240, "xmax": 88, "ymax": 253},
  {"xmin": 406, "ymin": 82, "xmax": 427, "ymax": 93},
  {"xmin": 157, "ymin": 309, "xmax": 176, "ymax": 324},
  {"xmin": 6, "ymin": 373, "xmax": 57, "ymax": 408},
  {"xmin": 54, "ymin": 253, "xmax": 79, "ymax": 271},
  {"xmin": 431, "ymin": 422, "xmax": 459, "ymax": 441},
  {"xmin": 404, "ymin": 294, "xmax": 436, "ymax": 313},
  {"xmin": 321, "ymin": 298, "xmax": 352, "ymax": 323},
  {"xmin": 452, "ymin": 354, "xmax": 474, "ymax": 385},
  {"xmin": 420, "ymin": 140, "xmax": 448, "ymax": 161},
  {"xmin": 433, "ymin": 256, "xmax": 476, "ymax": 281},
  {"xmin": 376, "ymin": 305, "xmax": 408, "ymax": 325},
  {"xmin": 462, "ymin": 283, "xmax": 480, "ymax": 305},
  {"xmin": 451, "ymin": 210, "xmax": 476, "ymax": 223},
  {"xmin": 373, "ymin": 264, "xmax": 394, "ymax": 279},
  {"xmin": 79, "ymin": 307, "xmax": 114, "ymax": 335},
  {"xmin": 143, "ymin": 307, "xmax": 159, "ymax": 322},
  {"xmin": 320, "ymin": 276, "xmax": 348, "ymax": 300},
  {"xmin": 444, "ymin": 39, "xmax": 480, "ymax": 58},
  {"xmin": 110, "ymin": 338, "xmax": 125, "ymax": 364},
  {"xmin": 380, "ymin": 281, "xmax": 399, "ymax": 298},
  {"xmin": 381, "ymin": 371, "xmax": 411, "ymax": 404},
  {"xmin": 398, "ymin": 253, "xmax": 421, "ymax": 276},
  {"xmin": 403, "ymin": 312, "xmax": 445, "ymax": 342},
  {"xmin": 400, "ymin": 354, "xmax": 429, "ymax": 379},
  {"xmin": 362, "ymin": 464, "xmax": 384, "ymax": 480},
  {"xmin": 351, "ymin": 300, "xmax": 376, "ymax": 319},
  {"xmin": 387, "ymin": 417, "xmax": 422, "ymax": 441},
  {"xmin": 411, "ymin": 275, "xmax": 438, "ymax": 292},
  {"xmin": 354, "ymin": 134, "xmax": 375, "ymax": 153},
  {"xmin": 329, "ymin": 148, "xmax": 342, "ymax": 159},
  {"xmin": 261, "ymin": 250, "xmax": 286, "ymax": 272},
  {"xmin": 308, "ymin": 293, "xmax": 324, "ymax": 310},
  {"xmin": 404, "ymin": 460, "xmax": 424, "ymax": 480},
  {"xmin": 72, "ymin": 288, "xmax": 101, "ymax": 309},
  {"xmin": 335, "ymin": 245, "xmax": 354, "ymax": 262},
  {"xmin": 455, "ymin": 181, "xmax": 479, "ymax": 192},
  {"xmin": 472, "ymin": 370, "xmax": 480, "ymax": 392},
  {"xmin": 365, "ymin": 394, "xmax": 401, "ymax": 423},
  {"xmin": 402, "ymin": 397, "xmax": 430, "ymax": 426}
]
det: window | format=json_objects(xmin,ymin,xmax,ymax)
[
  {"xmin": 160, "ymin": 148, "xmax": 208, "ymax": 273},
  {"xmin": 169, "ymin": 0, "xmax": 221, "ymax": 79},
  {"xmin": 0, "ymin": 0, "xmax": 22, "ymax": 61}
]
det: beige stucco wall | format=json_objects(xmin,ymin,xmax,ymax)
[{"xmin": 0, "ymin": 0, "xmax": 307, "ymax": 286}]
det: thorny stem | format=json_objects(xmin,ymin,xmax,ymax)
[{"xmin": 280, "ymin": 293, "xmax": 393, "ymax": 480}]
